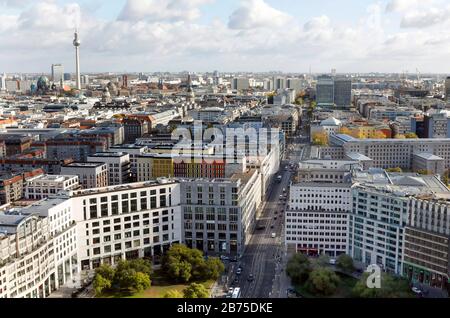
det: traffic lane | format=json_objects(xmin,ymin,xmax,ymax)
[{"xmin": 239, "ymin": 169, "xmax": 291, "ymax": 297}]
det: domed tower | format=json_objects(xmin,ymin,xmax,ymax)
[
  {"xmin": 36, "ymin": 76, "xmax": 50, "ymax": 94},
  {"xmin": 106, "ymin": 81, "xmax": 118, "ymax": 96},
  {"xmin": 73, "ymin": 31, "xmax": 81, "ymax": 90}
]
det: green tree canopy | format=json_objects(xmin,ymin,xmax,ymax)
[
  {"xmin": 307, "ymin": 268, "xmax": 341, "ymax": 296},
  {"xmin": 203, "ymin": 257, "xmax": 225, "ymax": 280},
  {"xmin": 336, "ymin": 254, "xmax": 355, "ymax": 273},
  {"xmin": 93, "ymin": 274, "xmax": 112, "ymax": 296},
  {"xmin": 317, "ymin": 253, "xmax": 331, "ymax": 267},
  {"xmin": 352, "ymin": 272, "xmax": 413, "ymax": 298},
  {"xmin": 386, "ymin": 167, "xmax": 403, "ymax": 173},
  {"xmin": 183, "ymin": 283, "xmax": 209, "ymax": 298},
  {"xmin": 95, "ymin": 264, "xmax": 115, "ymax": 281},
  {"xmin": 131, "ymin": 271, "xmax": 151, "ymax": 293},
  {"xmin": 162, "ymin": 244, "xmax": 213, "ymax": 283},
  {"xmin": 163, "ymin": 289, "xmax": 183, "ymax": 298},
  {"xmin": 286, "ymin": 253, "xmax": 312, "ymax": 284}
]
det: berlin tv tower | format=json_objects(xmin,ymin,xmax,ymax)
[{"xmin": 73, "ymin": 30, "xmax": 81, "ymax": 90}]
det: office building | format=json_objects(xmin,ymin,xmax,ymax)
[
  {"xmin": 273, "ymin": 77, "xmax": 286, "ymax": 90},
  {"xmin": 403, "ymin": 196, "xmax": 450, "ymax": 289},
  {"xmin": 87, "ymin": 152, "xmax": 131, "ymax": 186},
  {"xmin": 51, "ymin": 64, "xmax": 64, "ymax": 84},
  {"xmin": 69, "ymin": 179, "xmax": 181, "ymax": 270},
  {"xmin": 445, "ymin": 76, "xmax": 450, "ymax": 101},
  {"xmin": 231, "ymin": 78, "xmax": 250, "ymax": 91},
  {"xmin": 109, "ymin": 145, "xmax": 148, "ymax": 182},
  {"xmin": 316, "ymin": 75, "xmax": 334, "ymax": 107},
  {"xmin": 24, "ymin": 174, "xmax": 80, "ymax": 200},
  {"xmin": 334, "ymin": 78, "xmax": 352, "ymax": 108},
  {"xmin": 0, "ymin": 198, "xmax": 78, "ymax": 298},
  {"xmin": 349, "ymin": 169, "xmax": 449, "ymax": 275},
  {"xmin": 330, "ymin": 134, "xmax": 450, "ymax": 172},
  {"xmin": 180, "ymin": 169, "xmax": 262, "ymax": 255},
  {"xmin": 61, "ymin": 162, "xmax": 108, "ymax": 189}
]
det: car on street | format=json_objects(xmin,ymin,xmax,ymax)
[
  {"xmin": 411, "ymin": 286, "xmax": 425, "ymax": 296},
  {"xmin": 271, "ymin": 233, "xmax": 276, "ymax": 238},
  {"xmin": 230, "ymin": 256, "xmax": 238, "ymax": 262},
  {"xmin": 247, "ymin": 274, "xmax": 254, "ymax": 282},
  {"xmin": 233, "ymin": 277, "xmax": 239, "ymax": 284},
  {"xmin": 274, "ymin": 211, "xmax": 278, "ymax": 215},
  {"xmin": 236, "ymin": 268, "xmax": 242, "ymax": 275},
  {"xmin": 329, "ymin": 258, "xmax": 336, "ymax": 265},
  {"xmin": 220, "ymin": 255, "xmax": 229, "ymax": 261},
  {"xmin": 270, "ymin": 225, "xmax": 274, "ymax": 229},
  {"xmin": 274, "ymin": 217, "xmax": 277, "ymax": 220},
  {"xmin": 256, "ymin": 225, "xmax": 266, "ymax": 231}
]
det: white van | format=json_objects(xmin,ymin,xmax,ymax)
[{"xmin": 271, "ymin": 233, "xmax": 276, "ymax": 238}]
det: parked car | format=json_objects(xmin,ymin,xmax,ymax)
[
  {"xmin": 247, "ymin": 274, "xmax": 255, "ymax": 282},
  {"xmin": 271, "ymin": 233, "xmax": 276, "ymax": 238},
  {"xmin": 236, "ymin": 268, "xmax": 242, "ymax": 275},
  {"xmin": 411, "ymin": 287, "xmax": 423, "ymax": 296},
  {"xmin": 329, "ymin": 258, "xmax": 336, "ymax": 265},
  {"xmin": 220, "ymin": 255, "xmax": 230, "ymax": 261}
]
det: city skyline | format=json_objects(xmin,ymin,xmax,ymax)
[{"xmin": 0, "ymin": 0, "xmax": 450, "ymax": 74}]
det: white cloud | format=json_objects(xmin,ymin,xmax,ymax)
[
  {"xmin": 118, "ymin": 0, "xmax": 212, "ymax": 22},
  {"xmin": 0, "ymin": 0, "xmax": 32, "ymax": 8},
  {"xmin": 228, "ymin": 0, "xmax": 292, "ymax": 30},
  {"xmin": 0, "ymin": 0, "xmax": 449, "ymax": 73},
  {"xmin": 385, "ymin": 0, "xmax": 450, "ymax": 28}
]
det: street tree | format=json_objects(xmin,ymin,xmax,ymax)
[
  {"xmin": 162, "ymin": 244, "xmax": 209, "ymax": 283},
  {"xmin": 203, "ymin": 257, "xmax": 225, "ymax": 280},
  {"xmin": 307, "ymin": 268, "xmax": 340, "ymax": 296},
  {"xmin": 352, "ymin": 273, "xmax": 412, "ymax": 298},
  {"xmin": 317, "ymin": 253, "xmax": 330, "ymax": 267},
  {"xmin": 163, "ymin": 289, "xmax": 183, "ymax": 298},
  {"xmin": 286, "ymin": 253, "xmax": 311, "ymax": 284},
  {"xmin": 183, "ymin": 283, "xmax": 210, "ymax": 298},
  {"xmin": 336, "ymin": 254, "xmax": 354, "ymax": 273},
  {"xmin": 93, "ymin": 274, "xmax": 112, "ymax": 296}
]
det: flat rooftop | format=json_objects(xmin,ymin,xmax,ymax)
[
  {"xmin": 63, "ymin": 162, "xmax": 106, "ymax": 168},
  {"xmin": 88, "ymin": 152, "xmax": 128, "ymax": 157},
  {"xmin": 70, "ymin": 178, "xmax": 177, "ymax": 197}
]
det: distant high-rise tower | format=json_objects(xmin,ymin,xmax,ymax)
[
  {"xmin": 51, "ymin": 64, "xmax": 64, "ymax": 84},
  {"xmin": 0, "ymin": 73, "xmax": 6, "ymax": 91},
  {"xmin": 73, "ymin": 31, "xmax": 81, "ymax": 90},
  {"xmin": 316, "ymin": 75, "xmax": 334, "ymax": 107},
  {"xmin": 445, "ymin": 76, "xmax": 450, "ymax": 101},
  {"xmin": 122, "ymin": 75, "xmax": 128, "ymax": 88},
  {"xmin": 334, "ymin": 78, "xmax": 352, "ymax": 108}
]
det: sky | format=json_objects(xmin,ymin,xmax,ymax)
[{"xmin": 0, "ymin": 0, "xmax": 449, "ymax": 74}]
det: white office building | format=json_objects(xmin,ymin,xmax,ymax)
[
  {"xmin": 349, "ymin": 169, "xmax": 450, "ymax": 274},
  {"xmin": 87, "ymin": 152, "xmax": 131, "ymax": 186},
  {"xmin": 69, "ymin": 179, "xmax": 182, "ymax": 271},
  {"xmin": 24, "ymin": 174, "xmax": 80, "ymax": 200},
  {"xmin": 61, "ymin": 162, "xmax": 108, "ymax": 189},
  {"xmin": 285, "ymin": 182, "xmax": 352, "ymax": 257},
  {"xmin": 0, "ymin": 197, "xmax": 77, "ymax": 298}
]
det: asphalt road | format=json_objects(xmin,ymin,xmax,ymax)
[{"xmin": 236, "ymin": 163, "xmax": 293, "ymax": 298}]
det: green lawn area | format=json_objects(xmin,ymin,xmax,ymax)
[
  {"xmin": 99, "ymin": 269, "xmax": 215, "ymax": 298},
  {"xmin": 294, "ymin": 272, "xmax": 358, "ymax": 298}
]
